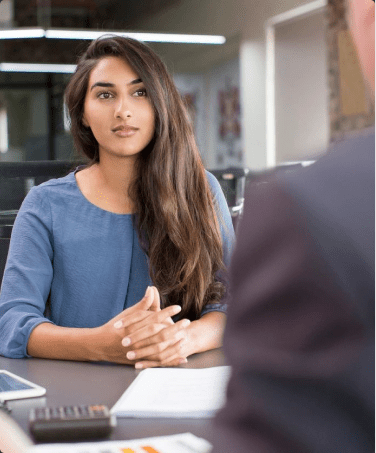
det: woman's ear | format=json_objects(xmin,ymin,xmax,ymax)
[{"xmin": 82, "ymin": 116, "xmax": 89, "ymax": 128}]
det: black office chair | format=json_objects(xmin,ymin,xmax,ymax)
[
  {"xmin": 0, "ymin": 161, "xmax": 83, "ymax": 211},
  {"xmin": 0, "ymin": 225, "xmax": 12, "ymax": 288},
  {"xmin": 208, "ymin": 167, "xmax": 249, "ymax": 232}
]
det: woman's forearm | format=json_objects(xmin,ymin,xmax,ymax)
[
  {"xmin": 27, "ymin": 291, "xmax": 182, "ymax": 364},
  {"xmin": 186, "ymin": 311, "xmax": 226, "ymax": 356},
  {"xmin": 26, "ymin": 304, "xmax": 226, "ymax": 365},
  {"xmin": 27, "ymin": 322, "xmax": 102, "ymax": 361}
]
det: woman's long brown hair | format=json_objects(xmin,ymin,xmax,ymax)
[{"xmin": 65, "ymin": 36, "xmax": 227, "ymax": 320}]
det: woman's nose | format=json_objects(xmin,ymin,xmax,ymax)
[{"xmin": 114, "ymin": 98, "xmax": 132, "ymax": 119}]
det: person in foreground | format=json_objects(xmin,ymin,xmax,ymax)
[
  {"xmin": 212, "ymin": 0, "xmax": 374, "ymax": 451},
  {"xmin": 0, "ymin": 36, "xmax": 234, "ymax": 368}
]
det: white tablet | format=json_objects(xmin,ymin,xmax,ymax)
[{"xmin": 0, "ymin": 370, "xmax": 46, "ymax": 401}]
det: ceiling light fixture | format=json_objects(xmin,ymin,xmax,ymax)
[
  {"xmin": 0, "ymin": 28, "xmax": 45, "ymax": 39},
  {"xmin": 45, "ymin": 29, "xmax": 226, "ymax": 44},
  {"xmin": 0, "ymin": 63, "xmax": 76, "ymax": 73},
  {"xmin": 0, "ymin": 28, "xmax": 226, "ymax": 45}
]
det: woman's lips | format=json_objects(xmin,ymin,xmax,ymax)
[{"xmin": 112, "ymin": 126, "xmax": 138, "ymax": 137}]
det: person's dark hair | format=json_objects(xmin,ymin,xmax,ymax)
[{"xmin": 65, "ymin": 35, "xmax": 226, "ymax": 319}]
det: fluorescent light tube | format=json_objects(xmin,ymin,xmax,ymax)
[
  {"xmin": 0, "ymin": 28, "xmax": 45, "ymax": 39},
  {"xmin": 0, "ymin": 28, "xmax": 226, "ymax": 44},
  {"xmin": 127, "ymin": 32, "xmax": 226, "ymax": 44},
  {"xmin": 45, "ymin": 29, "xmax": 226, "ymax": 44},
  {"xmin": 0, "ymin": 63, "xmax": 76, "ymax": 73}
]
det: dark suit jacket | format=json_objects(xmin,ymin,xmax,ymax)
[{"xmin": 212, "ymin": 129, "xmax": 375, "ymax": 453}]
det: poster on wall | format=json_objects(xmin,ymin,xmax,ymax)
[
  {"xmin": 173, "ymin": 73, "xmax": 206, "ymax": 163},
  {"xmin": 216, "ymin": 78, "xmax": 243, "ymax": 167},
  {"xmin": 218, "ymin": 81, "xmax": 242, "ymax": 163},
  {"xmin": 174, "ymin": 62, "xmax": 244, "ymax": 169}
]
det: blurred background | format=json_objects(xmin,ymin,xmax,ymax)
[
  {"xmin": 0, "ymin": 0, "xmax": 374, "ymax": 279},
  {"xmin": 0, "ymin": 0, "xmax": 374, "ymax": 227},
  {"xmin": 0, "ymin": 0, "xmax": 373, "ymax": 167}
]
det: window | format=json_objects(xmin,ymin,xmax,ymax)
[{"xmin": 0, "ymin": 73, "xmax": 74, "ymax": 161}]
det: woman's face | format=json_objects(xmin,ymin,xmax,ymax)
[{"xmin": 83, "ymin": 56, "xmax": 155, "ymax": 160}]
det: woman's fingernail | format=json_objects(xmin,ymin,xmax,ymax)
[
  {"xmin": 114, "ymin": 320, "xmax": 122, "ymax": 329},
  {"xmin": 179, "ymin": 358, "xmax": 188, "ymax": 364},
  {"xmin": 127, "ymin": 351, "xmax": 136, "ymax": 360},
  {"xmin": 135, "ymin": 363, "xmax": 143, "ymax": 369},
  {"xmin": 122, "ymin": 337, "xmax": 131, "ymax": 347},
  {"xmin": 182, "ymin": 319, "xmax": 191, "ymax": 327}
]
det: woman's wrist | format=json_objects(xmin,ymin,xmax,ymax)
[
  {"xmin": 184, "ymin": 322, "xmax": 201, "ymax": 357},
  {"xmin": 82, "ymin": 326, "xmax": 104, "ymax": 362},
  {"xmin": 87, "ymin": 325, "xmax": 131, "ymax": 364},
  {"xmin": 185, "ymin": 312, "xmax": 226, "ymax": 356},
  {"xmin": 88, "ymin": 326, "xmax": 130, "ymax": 363}
]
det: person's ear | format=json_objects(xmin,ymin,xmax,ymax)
[{"xmin": 82, "ymin": 115, "xmax": 89, "ymax": 128}]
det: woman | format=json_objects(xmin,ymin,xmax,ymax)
[{"xmin": 0, "ymin": 36, "xmax": 235, "ymax": 368}]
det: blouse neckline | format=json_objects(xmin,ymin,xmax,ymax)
[{"xmin": 72, "ymin": 166, "xmax": 134, "ymax": 217}]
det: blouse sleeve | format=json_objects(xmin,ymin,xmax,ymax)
[
  {"xmin": 200, "ymin": 171, "xmax": 235, "ymax": 317},
  {"xmin": 0, "ymin": 186, "xmax": 54, "ymax": 358}
]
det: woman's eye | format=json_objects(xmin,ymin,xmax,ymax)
[
  {"xmin": 134, "ymin": 88, "xmax": 147, "ymax": 97},
  {"xmin": 97, "ymin": 91, "xmax": 113, "ymax": 99}
]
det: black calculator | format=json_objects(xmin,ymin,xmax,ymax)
[{"xmin": 29, "ymin": 404, "xmax": 116, "ymax": 442}]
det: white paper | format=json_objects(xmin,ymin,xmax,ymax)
[
  {"xmin": 27, "ymin": 432, "xmax": 213, "ymax": 453},
  {"xmin": 111, "ymin": 366, "xmax": 231, "ymax": 418}
]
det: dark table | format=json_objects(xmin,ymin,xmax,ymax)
[{"xmin": 0, "ymin": 349, "xmax": 226, "ymax": 448}]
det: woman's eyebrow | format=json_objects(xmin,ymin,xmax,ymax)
[
  {"xmin": 90, "ymin": 78, "xmax": 142, "ymax": 91},
  {"xmin": 129, "ymin": 78, "xmax": 142, "ymax": 85},
  {"xmin": 90, "ymin": 82, "xmax": 114, "ymax": 91}
]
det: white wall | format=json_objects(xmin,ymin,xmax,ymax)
[
  {"xmin": 132, "ymin": 0, "xmax": 316, "ymax": 170},
  {"xmin": 240, "ymin": 40, "xmax": 266, "ymax": 170},
  {"xmin": 275, "ymin": 10, "xmax": 329, "ymax": 163}
]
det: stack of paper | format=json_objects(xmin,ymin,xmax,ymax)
[
  {"xmin": 27, "ymin": 432, "xmax": 212, "ymax": 453},
  {"xmin": 111, "ymin": 366, "xmax": 232, "ymax": 418}
]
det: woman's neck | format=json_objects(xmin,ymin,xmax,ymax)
[
  {"xmin": 76, "ymin": 154, "xmax": 138, "ymax": 215},
  {"xmin": 95, "ymin": 154, "xmax": 137, "ymax": 199}
]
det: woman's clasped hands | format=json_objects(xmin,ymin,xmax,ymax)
[{"xmin": 95, "ymin": 286, "xmax": 192, "ymax": 368}]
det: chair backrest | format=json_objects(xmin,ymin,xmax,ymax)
[
  {"xmin": 0, "ymin": 238, "xmax": 10, "ymax": 288},
  {"xmin": 0, "ymin": 161, "xmax": 84, "ymax": 212},
  {"xmin": 0, "ymin": 220, "xmax": 16, "ymax": 287},
  {"xmin": 209, "ymin": 167, "xmax": 249, "ymax": 207},
  {"xmin": 208, "ymin": 167, "xmax": 249, "ymax": 232}
]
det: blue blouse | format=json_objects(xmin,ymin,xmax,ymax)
[{"xmin": 0, "ymin": 169, "xmax": 235, "ymax": 358}]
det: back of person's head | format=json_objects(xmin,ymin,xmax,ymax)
[{"xmin": 346, "ymin": 0, "xmax": 375, "ymax": 97}]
